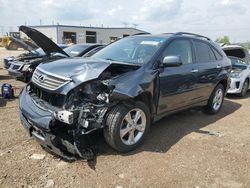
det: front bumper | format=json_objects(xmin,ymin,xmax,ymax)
[
  {"xmin": 227, "ymin": 78, "xmax": 242, "ymax": 94},
  {"xmin": 19, "ymin": 87, "xmax": 95, "ymax": 160},
  {"xmin": 8, "ymin": 68, "xmax": 25, "ymax": 80},
  {"xmin": 3, "ymin": 58, "xmax": 13, "ymax": 69}
]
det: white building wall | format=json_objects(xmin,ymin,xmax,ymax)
[
  {"xmin": 24, "ymin": 27, "xmax": 58, "ymax": 43},
  {"xmin": 30, "ymin": 25, "xmax": 146, "ymax": 44}
]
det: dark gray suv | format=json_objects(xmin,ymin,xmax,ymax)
[{"xmin": 19, "ymin": 32, "xmax": 231, "ymax": 160}]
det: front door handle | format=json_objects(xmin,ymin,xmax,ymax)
[
  {"xmin": 216, "ymin": 65, "xmax": 222, "ymax": 69},
  {"xmin": 191, "ymin": 69, "xmax": 199, "ymax": 73}
]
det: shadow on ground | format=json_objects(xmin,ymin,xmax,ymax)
[
  {"xmin": 226, "ymin": 91, "xmax": 250, "ymax": 99},
  {"xmin": 41, "ymin": 99, "xmax": 241, "ymax": 169},
  {"xmin": 0, "ymin": 75, "xmax": 13, "ymax": 80},
  {"xmin": 84, "ymin": 99, "xmax": 241, "ymax": 168},
  {"xmin": 0, "ymin": 97, "xmax": 7, "ymax": 107}
]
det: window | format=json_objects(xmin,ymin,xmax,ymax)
[
  {"xmin": 163, "ymin": 40, "xmax": 193, "ymax": 64},
  {"xmin": 194, "ymin": 41, "xmax": 216, "ymax": 62},
  {"xmin": 86, "ymin": 31, "xmax": 97, "ymax": 43},
  {"xmin": 92, "ymin": 36, "xmax": 166, "ymax": 64},
  {"xmin": 63, "ymin": 32, "xmax": 76, "ymax": 44},
  {"xmin": 211, "ymin": 47, "xmax": 223, "ymax": 60}
]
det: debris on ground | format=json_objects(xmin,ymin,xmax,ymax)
[{"xmin": 29, "ymin": 154, "xmax": 46, "ymax": 160}]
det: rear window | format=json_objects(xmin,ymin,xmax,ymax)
[
  {"xmin": 194, "ymin": 40, "xmax": 216, "ymax": 62},
  {"xmin": 223, "ymin": 49, "xmax": 246, "ymax": 59}
]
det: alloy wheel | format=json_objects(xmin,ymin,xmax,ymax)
[{"xmin": 120, "ymin": 108, "xmax": 147, "ymax": 146}]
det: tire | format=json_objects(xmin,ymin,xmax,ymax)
[
  {"xmin": 239, "ymin": 79, "xmax": 249, "ymax": 97},
  {"xmin": 204, "ymin": 84, "xmax": 225, "ymax": 114},
  {"xmin": 6, "ymin": 42, "xmax": 18, "ymax": 50},
  {"xmin": 104, "ymin": 101, "xmax": 150, "ymax": 152}
]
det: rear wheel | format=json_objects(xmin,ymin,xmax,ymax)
[
  {"xmin": 239, "ymin": 79, "xmax": 249, "ymax": 97},
  {"xmin": 104, "ymin": 101, "xmax": 150, "ymax": 152},
  {"xmin": 204, "ymin": 84, "xmax": 225, "ymax": 114}
]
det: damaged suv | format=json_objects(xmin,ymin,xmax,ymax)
[{"xmin": 19, "ymin": 32, "xmax": 231, "ymax": 159}]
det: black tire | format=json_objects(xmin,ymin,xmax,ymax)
[
  {"xmin": 239, "ymin": 79, "xmax": 249, "ymax": 97},
  {"xmin": 204, "ymin": 84, "xmax": 225, "ymax": 114},
  {"xmin": 104, "ymin": 101, "xmax": 150, "ymax": 152},
  {"xmin": 6, "ymin": 42, "xmax": 18, "ymax": 50}
]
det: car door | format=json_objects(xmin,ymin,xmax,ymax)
[
  {"xmin": 157, "ymin": 39, "xmax": 198, "ymax": 114},
  {"xmin": 192, "ymin": 40, "xmax": 223, "ymax": 101}
]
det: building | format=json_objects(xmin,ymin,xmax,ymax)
[{"xmin": 26, "ymin": 25, "xmax": 148, "ymax": 44}]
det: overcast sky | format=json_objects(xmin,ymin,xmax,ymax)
[{"xmin": 0, "ymin": 0, "xmax": 249, "ymax": 42}]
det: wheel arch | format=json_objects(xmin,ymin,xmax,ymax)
[{"xmin": 134, "ymin": 92, "xmax": 153, "ymax": 114}]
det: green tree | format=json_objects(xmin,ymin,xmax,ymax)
[{"xmin": 215, "ymin": 36, "xmax": 230, "ymax": 45}]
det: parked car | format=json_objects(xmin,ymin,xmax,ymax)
[
  {"xmin": 8, "ymin": 25, "xmax": 104, "ymax": 83},
  {"xmin": 227, "ymin": 56, "xmax": 250, "ymax": 96},
  {"xmin": 222, "ymin": 45, "xmax": 250, "ymax": 96},
  {"xmin": 19, "ymin": 32, "xmax": 231, "ymax": 159},
  {"xmin": 222, "ymin": 45, "xmax": 250, "ymax": 64},
  {"xmin": 3, "ymin": 38, "xmax": 40, "ymax": 69}
]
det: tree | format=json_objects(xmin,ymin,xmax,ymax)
[{"xmin": 215, "ymin": 36, "xmax": 230, "ymax": 45}]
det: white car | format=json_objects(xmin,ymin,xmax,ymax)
[{"xmin": 227, "ymin": 56, "xmax": 250, "ymax": 96}]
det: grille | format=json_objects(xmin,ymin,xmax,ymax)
[
  {"xmin": 236, "ymin": 82, "xmax": 240, "ymax": 89},
  {"xmin": 12, "ymin": 64, "xmax": 22, "ymax": 70},
  {"xmin": 32, "ymin": 68, "xmax": 71, "ymax": 90}
]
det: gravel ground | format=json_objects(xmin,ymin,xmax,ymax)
[{"xmin": 0, "ymin": 47, "xmax": 249, "ymax": 188}]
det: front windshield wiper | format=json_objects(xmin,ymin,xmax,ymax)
[{"xmin": 105, "ymin": 58, "xmax": 116, "ymax": 61}]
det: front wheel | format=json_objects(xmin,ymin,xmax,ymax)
[
  {"xmin": 204, "ymin": 84, "xmax": 225, "ymax": 114},
  {"xmin": 104, "ymin": 101, "xmax": 150, "ymax": 152},
  {"xmin": 239, "ymin": 79, "xmax": 249, "ymax": 97}
]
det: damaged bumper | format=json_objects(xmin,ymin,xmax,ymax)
[{"xmin": 19, "ymin": 86, "xmax": 104, "ymax": 160}]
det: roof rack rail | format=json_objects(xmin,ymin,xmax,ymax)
[
  {"xmin": 162, "ymin": 33, "xmax": 175, "ymax": 35},
  {"xmin": 174, "ymin": 32, "xmax": 211, "ymax": 41},
  {"xmin": 132, "ymin": 32, "xmax": 150, "ymax": 36}
]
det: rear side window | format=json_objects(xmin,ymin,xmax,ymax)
[
  {"xmin": 194, "ymin": 40, "xmax": 216, "ymax": 62},
  {"xmin": 163, "ymin": 39, "xmax": 193, "ymax": 64},
  {"xmin": 211, "ymin": 47, "xmax": 223, "ymax": 60}
]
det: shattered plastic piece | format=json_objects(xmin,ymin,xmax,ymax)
[
  {"xmin": 208, "ymin": 131, "xmax": 224, "ymax": 137},
  {"xmin": 30, "ymin": 154, "xmax": 46, "ymax": 160},
  {"xmin": 45, "ymin": 179, "xmax": 54, "ymax": 188}
]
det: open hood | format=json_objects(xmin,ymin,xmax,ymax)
[{"xmin": 19, "ymin": 25, "xmax": 69, "ymax": 57}]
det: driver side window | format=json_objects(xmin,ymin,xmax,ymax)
[{"xmin": 162, "ymin": 39, "xmax": 193, "ymax": 65}]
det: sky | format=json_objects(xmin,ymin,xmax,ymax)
[{"xmin": 0, "ymin": 0, "xmax": 250, "ymax": 42}]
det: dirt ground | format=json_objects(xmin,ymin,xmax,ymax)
[{"xmin": 0, "ymin": 47, "xmax": 249, "ymax": 188}]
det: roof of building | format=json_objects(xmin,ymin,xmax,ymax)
[{"xmin": 29, "ymin": 24, "xmax": 147, "ymax": 33}]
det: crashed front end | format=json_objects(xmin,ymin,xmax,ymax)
[{"xmin": 19, "ymin": 60, "xmax": 142, "ymax": 160}]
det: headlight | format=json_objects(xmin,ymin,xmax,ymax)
[
  {"xmin": 230, "ymin": 71, "xmax": 242, "ymax": 78},
  {"xmin": 22, "ymin": 64, "xmax": 31, "ymax": 71}
]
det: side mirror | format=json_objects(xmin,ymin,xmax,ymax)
[{"xmin": 161, "ymin": 56, "xmax": 182, "ymax": 67}]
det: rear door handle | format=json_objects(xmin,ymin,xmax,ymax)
[
  {"xmin": 191, "ymin": 69, "xmax": 199, "ymax": 73},
  {"xmin": 216, "ymin": 65, "xmax": 222, "ymax": 69}
]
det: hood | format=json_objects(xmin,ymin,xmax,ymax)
[
  {"xmin": 222, "ymin": 45, "xmax": 250, "ymax": 64},
  {"xmin": 19, "ymin": 25, "xmax": 69, "ymax": 57},
  {"xmin": 9, "ymin": 36, "xmax": 38, "ymax": 52},
  {"xmin": 38, "ymin": 58, "xmax": 112, "ymax": 81},
  {"xmin": 37, "ymin": 58, "xmax": 138, "ymax": 83}
]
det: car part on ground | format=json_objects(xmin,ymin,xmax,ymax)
[
  {"xmin": 222, "ymin": 45, "xmax": 250, "ymax": 97},
  {"xmin": 19, "ymin": 32, "xmax": 231, "ymax": 160}
]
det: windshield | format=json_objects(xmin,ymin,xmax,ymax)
[
  {"xmin": 229, "ymin": 57, "xmax": 247, "ymax": 70},
  {"xmin": 63, "ymin": 44, "xmax": 90, "ymax": 57},
  {"xmin": 32, "ymin": 48, "xmax": 45, "ymax": 56},
  {"xmin": 91, "ymin": 36, "xmax": 167, "ymax": 64}
]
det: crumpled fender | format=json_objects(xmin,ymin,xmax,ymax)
[{"xmin": 109, "ymin": 66, "xmax": 158, "ymax": 100}]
